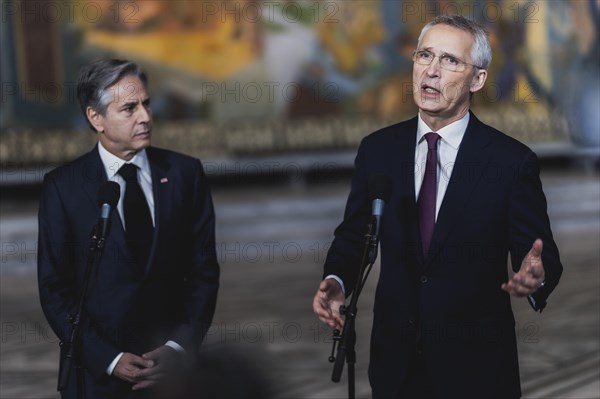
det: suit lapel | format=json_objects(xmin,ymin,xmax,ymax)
[
  {"xmin": 146, "ymin": 147, "xmax": 172, "ymax": 274},
  {"xmin": 392, "ymin": 118, "xmax": 424, "ymax": 266},
  {"xmin": 422, "ymin": 113, "xmax": 493, "ymax": 272},
  {"xmin": 81, "ymin": 145, "xmax": 131, "ymax": 260},
  {"xmin": 81, "ymin": 146, "xmax": 107, "ymax": 209}
]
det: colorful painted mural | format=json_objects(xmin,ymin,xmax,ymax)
[{"xmin": 1, "ymin": 0, "xmax": 599, "ymax": 162}]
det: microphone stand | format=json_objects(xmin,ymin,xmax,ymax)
[
  {"xmin": 329, "ymin": 217, "xmax": 380, "ymax": 399},
  {"xmin": 58, "ymin": 221, "xmax": 108, "ymax": 398}
]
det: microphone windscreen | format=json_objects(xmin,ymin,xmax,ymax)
[
  {"xmin": 98, "ymin": 181, "xmax": 120, "ymax": 208},
  {"xmin": 368, "ymin": 175, "xmax": 392, "ymax": 202}
]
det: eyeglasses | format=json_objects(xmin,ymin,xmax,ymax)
[{"xmin": 413, "ymin": 50, "xmax": 483, "ymax": 72}]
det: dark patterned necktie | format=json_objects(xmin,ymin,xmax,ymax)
[
  {"xmin": 118, "ymin": 163, "xmax": 153, "ymax": 269},
  {"xmin": 418, "ymin": 132, "xmax": 440, "ymax": 257}
]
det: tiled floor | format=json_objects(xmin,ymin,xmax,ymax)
[{"xmin": 1, "ymin": 169, "xmax": 598, "ymax": 398}]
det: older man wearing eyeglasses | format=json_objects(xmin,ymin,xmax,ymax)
[{"xmin": 313, "ymin": 15, "xmax": 562, "ymax": 398}]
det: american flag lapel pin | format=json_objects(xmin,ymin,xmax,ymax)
[{"xmin": 160, "ymin": 177, "xmax": 168, "ymax": 184}]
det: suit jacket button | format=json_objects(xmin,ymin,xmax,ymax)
[
  {"xmin": 409, "ymin": 319, "xmax": 415, "ymax": 325},
  {"xmin": 420, "ymin": 275, "xmax": 428, "ymax": 283}
]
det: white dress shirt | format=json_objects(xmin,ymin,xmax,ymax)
[
  {"xmin": 414, "ymin": 112, "xmax": 469, "ymax": 219},
  {"xmin": 97, "ymin": 142, "xmax": 183, "ymax": 375},
  {"xmin": 326, "ymin": 112, "xmax": 469, "ymax": 293},
  {"xmin": 97, "ymin": 142, "xmax": 155, "ymax": 228}
]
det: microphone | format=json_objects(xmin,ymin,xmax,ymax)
[
  {"xmin": 368, "ymin": 175, "xmax": 392, "ymax": 239},
  {"xmin": 97, "ymin": 181, "xmax": 120, "ymax": 241},
  {"xmin": 57, "ymin": 181, "xmax": 120, "ymax": 392}
]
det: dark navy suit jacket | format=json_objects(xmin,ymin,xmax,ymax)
[
  {"xmin": 38, "ymin": 146, "xmax": 219, "ymax": 398},
  {"xmin": 324, "ymin": 112, "xmax": 562, "ymax": 398}
]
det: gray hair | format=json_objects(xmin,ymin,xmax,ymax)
[
  {"xmin": 76, "ymin": 59, "xmax": 148, "ymax": 131},
  {"xmin": 417, "ymin": 15, "xmax": 492, "ymax": 70}
]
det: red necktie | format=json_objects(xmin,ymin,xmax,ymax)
[{"xmin": 418, "ymin": 132, "xmax": 440, "ymax": 257}]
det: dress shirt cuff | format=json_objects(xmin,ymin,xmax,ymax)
[
  {"xmin": 165, "ymin": 340, "xmax": 185, "ymax": 353},
  {"xmin": 527, "ymin": 293, "xmax": 547, "ymax": 313},
  {"xmin": 527, "ymin": 281, "xmax": 547, "ymax": 313},
  {"xmin": 325, "ymin": 275, "xmax": 345, "ymax": 295},
  {"xmin": 106, "ymin": 352, "xmax": 124, "ymax": 375}
]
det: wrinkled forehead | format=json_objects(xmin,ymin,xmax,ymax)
[
  {"xmin": 103, "ymin": 75, "xmax": 148, "ymax": 106},
  {"xmin": 417, "ymin": 24, "xmax": 474, "ymax": 59}
]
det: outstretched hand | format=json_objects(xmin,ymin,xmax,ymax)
[
  {"xmin": 501, "ymin": 239, "xmax": 545, "ymax": 297},
  {"xmin": 313, "ymin": 279, "xmax": 345, "ymax": 330}
]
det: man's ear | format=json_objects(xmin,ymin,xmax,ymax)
[
  {"xmin": 86, "ymin": 106, "xmax": 104, "ymax": 132},
  {"xmin": 470, "ymin": 69, "xmax": 488, "ymax": 93}
]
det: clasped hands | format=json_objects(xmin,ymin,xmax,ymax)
[{"xmin": 113, "ymin": 345, "xmax": 180, "ymax": 391}]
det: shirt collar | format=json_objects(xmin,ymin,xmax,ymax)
[
  {"xmin": 97, "ymin": 142, "xmax": 151, "ymax": 180},
  {"xmin": 417, "ymin": 112, "xmax": 470, "ymax": 150}
]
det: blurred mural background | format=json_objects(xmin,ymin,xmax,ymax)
[
  {"xmin": 1, "ymin": 0, "xmax": 598, "ymax": 165},
  {"xmin": 1, "ymin": 1, "xmax": 599, "ymax": 398}
]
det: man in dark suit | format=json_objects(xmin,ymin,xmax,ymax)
[
  {"xmin": 38, "ymin": 59, "xmax": 219, "ymax": 398},
  {"xmin": 313, "ymin": 16, "xmax": 562, "ymax": 398}
]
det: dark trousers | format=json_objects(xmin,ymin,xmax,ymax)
[{"xmin": 372, "ymin": 349, "xmax": 435, "ymax": 399}]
